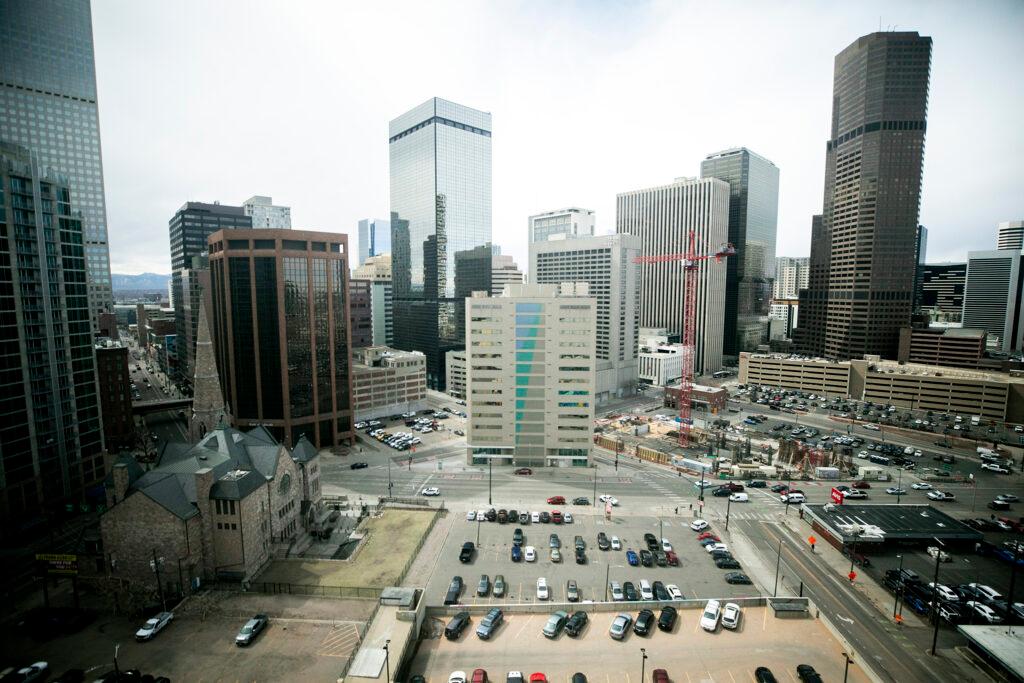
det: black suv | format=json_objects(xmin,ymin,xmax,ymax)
[
  {"xmin": 565, "ymin": 611, "xmax": 589, "ymax": 637},
  {"xmin": 512, "ymin": 528, "xmax": 524, "ymax": 546},
  {"xmin": 444, "ymin": 611, "xmax": 470, "ymax": 640},
  {"xmin": 633, "ymin": 609, "xmax": 655, "ymax": 636},
  {"xmin": 639, "ymin": 549, "xmax": 654, "ymax": 567},
  {"xmin": 575, "ymin": 548, "xmax": 587, "ymax": 565},
  {"xmin": 652, "ymin": 581, "xmax": 669, "ymax": 601},
  {"xmin": 572, "ymin": 497, "xmax": 590, "ymax": 505},
  {"xmin": 459, "ymin": 542, "xmax": 475, "ymax": 563},
  {"xmin": 623, "ymin": 581, "xmax": 639, "ymax": 601},
  {"xmin": 657, "ymin": 606, "xmax": 677, "ymax": 632},
  {"xmin": 597, "ymin": 532, "xmax": 610, "ymax": 550},
  {"xmin": 644, "ymin": 533, "xmax": 659, "ymax": 551},
  {"xmin": 444, "ymin": 576, "xmax": 464, "ymax": 605}
]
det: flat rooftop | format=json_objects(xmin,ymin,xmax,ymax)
[
  {"xmin": 803, "ymin": 504, "xmax": 982, "ymax": 543},
  {"xmin": 957, "ymin": 625, "xmax": 1024, "ymax": 681}
]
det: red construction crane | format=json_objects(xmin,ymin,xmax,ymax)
[{"xmin": 635, "ymin": 230, "xmax": 734, "ymax": 448}]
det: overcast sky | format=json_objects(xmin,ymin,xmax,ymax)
[{"xmin": 93, "ymin": 0, "xmax": 1023, "ymax": 275}]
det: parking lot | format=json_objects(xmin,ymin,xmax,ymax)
[
  {"xmin": 407, "ymin": 605, "xmax": 869, "ymax": 682},
  {"xmin": 354, "ymin": 407, "xmax": 468, "ymax": 458},
  {"xmin": 425, "ymin": 511, "xmax": 762, "ymax": 608}
]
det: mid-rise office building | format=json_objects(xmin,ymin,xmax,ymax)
[
  {"xmin": 492, "ymin": 254, "xmax": 524, "ymax": 296},
  {"xmin": 918, "ymin": 263, "xmax": 966, "ymax": 321},
  {"xmin": 95, "ymin": 339, "xmax": 134, "ymax": 452},
  {"xmin": 897, "ymin": 327, "xmax": 988, "ymax": 368},
  {"xmin": 466, "ymin": 284, "xmax": 595, "ymax": 468},
  {"xmin": 530, "ymin": 233, "xmax": 642, "ymax": 401},
  {"xmin": 207, "ymin": 229, "xmax": 354, "ymax": 448},
  {"xmin": 351, "ymin": 346, "xmax": 427, "ymax": 421},
  {"xmin": 701, "ymin": 148, "xmax": 780, "ymax": 356},
  {"xmin": 242, "ymin": 195, "xmax": 291, "ymax": 229},
  {"xmin": 1, "ymin": 0, "xmax": 114, "ymax": 330},
  {"xmin": 169, "ymin": 201, "xmax": 252, "ymax": 392},
  {"xmin": 353, "ymin": 254, "xmax": 393, "ymax": 347},
  {"xmin": 997, "ymin": 221, "xmax": 1024, "ymax": 251},
  {"xmin": 769, "ymin": 298, "xmax": 800, "ymax": 339},
  {"xmin": 0, "ymin": 143, "xmax": 104, "ymax": 523},
  {"xmin": 357, "ymin": 218, "xmax": 391, "ymax": 266},
  {"xmin": 445, "ymin": 349, "xmax": 467, "ymax": 400},
  {"xmin": 389, "ymin": 97, "xmax": 492, "ymax": 389},
  {"xmin": 774, "ymin": 257, "xmax": 809, "ymax": 299},
  {"xmin": 349, "ymin": 279, "xmax": 374, "ymax": 348},
  {"xmin": 528, "ymin": 208, "xmax": 596, "ymax": 243},
  {"xmin": 962, "ymin": 250, "xmax": 1024, "ymax": 353},
  {"xmin": 616, "ymin": 176, "xmax": 730, "ymax": 374},
  {"xmin": 794, "ymin": 32, "xmax": 932, "ymax": 360},
  {"xmin": 638, "ymin": 340, "xmax": 684, "ymax": 387}
]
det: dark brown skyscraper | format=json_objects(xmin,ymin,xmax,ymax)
[
  {"xmin": 794, "ymin": 31, "xmax": 932, "ymax": 360},
  {"xmin": 207, "ymin": 229, "xmax": 354, "ymax": 448}
]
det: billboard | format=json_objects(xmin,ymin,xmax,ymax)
[{"xmin": 36, "ymin": 553, "xmax": 78, "ymax": 575}]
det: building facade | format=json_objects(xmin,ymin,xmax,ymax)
[
  {"xmin": 352, "ymin": 254, "xmax": 393, "ymax": 347},
  {"xmin": 997, "ymin": 221, "xmax": 1024, "ymax": 251},
  {"xmin": 794, "ymin": 32, "xmax": 932, "ymax": 360},
  {"xmin": 169, "ymin": 201, "xmax": 252, "ymax": 393},
  {"xmin": 207, "ymin": 229, "xmax": 354, "ymax": 448},
  {"xmin": 351, "ymin": 346, "xmax": 427, "ymax": 421},
  {"xmin": 638, "ymin": 340, "xmax": 684, "ymax": 387},
  {"xmin": 445, "ymin": 349, "xmax": 467, "ymax": 400},
  {"xmin": 528, "ymin": 208, "xmax": 596, "ymax": 243},
  {"xmin": 349, "ymin": 279, "xmax": 374, "ymax": 348},
  {"xmin": 701, "ymin": 148, "xmax": 780, "ymax": 356},
  {"xmin": 918, "ymin": 263, "xmax": 966, "ymax": 322},
  {"xmin": 769, "ymin": 298, "xmax": 800, "ymax": 339},
  {"xmin": 897, "ymin": 327, "xmax": 987, "ymax": 368},
  {"xmin": 242, "ymin": 195, "xmax": 291, "ymax": 229},
  {"xmin": 962, "ymin": 250, "xmax": 1024, "ymax": 353},
  {"xmin": 491, "ymin": 254, "xmax": 524, "ymax": 296},
  {"xmin": 616, "ymin": 177, "xmax": 730, "ymax": 374},
  {"xmin": 389, "ymin": 97, "xmax": 492, "ymax": 390},
  {"xmin": 774, "ymin": 257, "xmax": 809, "ymax": 299},
  {"xmin": 466, "ymin": 284, "xmax": 595, "ymax": 467},
  {"xmin": 0, "ymin": 143, "xmax": 104, "ymax": 524},
  {"xmin": 96, "ymin": 340, "xmax": 134, "ymax": 452},
  {"xmin": 530, "ymin": 233, "xmax": 642, "ymax": 402},
  {"xmin": 357, "ymin": 218, "xmax": 391, "ymax": 266},
  {"xmin": 0, "ymin": 0, "xmax": 113, "ymax": 330},
  {"xmin": 913, "ymin": 225, "xmax": 928, "ymax": 311}
]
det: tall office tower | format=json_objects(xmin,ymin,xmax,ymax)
[
  {"xmin": 794, "ymin": 215, "xmax": 829, "ymax": 353},
  {"xmin": 353, "ymin": 253, "xmax": 393, "ymax": 346},
  {"xmin": 961, "ymin": 250, "xmax": 1024, "ymax": 352},
  {"xmin": 389, "ymin": 97, "xmax": 492, "ymax": 389},
  {"xmin": 913, "ymin": 225, "xmax": 928, "ymax": 311},
  {"xmin": 528, "ymin": 208, "xmax": 596, "ymax": 243},
  {"xmin": 169, "ymin": 201, "xmax": 251, "ymax": 393},
  {"xmin": 1, "ymin": 0, "xmax": 113, "ymax": 331},
  {"xmin": 242, "ymin": 195, "xmax": 291, "ymax": 229},
  {"xmin": 530, "ymin": 234, "xmax": 641, "ymax": 402},
  {"xmin": 0, "ymin": 143, "xmax": 104, "ymax": 523},
  {"xmin": 794, "ymin": 32, "xmax": 932, "ymax": 359},
  {"xmin": 465, "ymin": 284, "xmax": 595, "ymax": 468},
  {"xmin": 616, "ymin": 177, "xmax": 730, "ymax": 374},
  {"xmin": 773, "ymin": 257, "xmax": 809, "ymax": 299},
  {"xmin": 700, "ymin": 148, "xmax": 780, "ymax": 356},
  {"xmin": 349, "ymin": 279, "xmax": 373, "ymax": 348},
  {"xmin": 207, "ymin": 229, "xmax": 354, "ymax": 448},
  {"xmin": 178, "ymin": 253, "xmax": 209, "ymax": 389},
  {"xmin": 357, "ymin": 218, "xmax": 391, "ymax": 266},
  {"xmin": 997, "ymin": 221, "xmax": 1024, "ymax": 250},
  {"xmin": 918, "ymin": 263, "xmax": 966, "ymax": 321},
  {"xmin": 491, "ymin": 254, "xmax": 524, "ymax": 296}
]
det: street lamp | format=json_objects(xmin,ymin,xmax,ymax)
[
  {"xmin": 842, "ymin": 652, "xmax": 853, "ymax": 683},
  {"xmin": 930, "ymin": 538, "xmax": 944, "ymax": 656},
  {"xmin": 387, "ymin": 456, "xmax": 393, "ymax": 499},
  {"xmin": 383, "ymin": 638, "xmax": 391, "ymax": 681},
  {"xmin": 725, "ymin": 492, "xmax": 733, "ymax": 531},
  {"xmin": 773, "ymin": 538, "xmax": 783, "ymax": 597},
  {"xmin": 892, "ymin": 554, "xmax": 904, "ymax": 619},
  {"xmin": 488, "ymin": 457, "xmax": 493, "ymax": 505},
  {"xmin": 640, "ymin": 647, "xmax": 648, "ymax": 681},
  {"xmin": 149, "ymin": 550, "xmax": 166, "ymax": 611}
]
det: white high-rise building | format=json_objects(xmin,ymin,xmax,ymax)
[
  {"xmin": 774, "ymin": 257, "xmax": 809, "ymax": 299},
  {"xmin": 491, "ymin": 254, "xmax": 524, "ymax": 296},
  {"xmin": 616, "ymin": 177, "xmax": 730, "ymax": 374},
  {"xmin": 997, "ymin": 221, "xmax": 1024, "ymax": 251},
  {"xmin": 242, "ymin": 196, "xmax": 291, "ymax": 229},
  {"xmin": 528, "ymin": 208, "xmax": 596, "ymax": 243},
  {"xmin": 466, "ymin": 283, "xmax": 595, "ymax": 468},
  {"xmin": 530, "ymin": 233, "xmax": 641, "ymax": 402}
]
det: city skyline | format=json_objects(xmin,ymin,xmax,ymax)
[{"xmin": 88, "ymin": 1, "xmax": 1021, "ymax": 276}]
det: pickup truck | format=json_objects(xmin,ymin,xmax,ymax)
[{"xmin": 459, "ymin": 541, "xmax": 475, "ymax": 563}]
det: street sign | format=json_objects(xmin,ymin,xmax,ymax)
[
  {"xmin": 848, "ymin": 570, "xmax": 857, "ymax": 582},
  {"xmin": 36, "ymin": 553, "xmax": 78, "ymax": 576},
  {"xmin": 830, "ymin": 487, "xmax": 844, "ymax": 504}
]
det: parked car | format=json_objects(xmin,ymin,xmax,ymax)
[
  {"xmin": 633, "ymin": 608, "xmax": 655, "ymax": 636},
  {"xmin": 476, "ymin": 608, "xmax": 504, "ymax": 639},
  {"xmin": 493, "ymin": 575, "xmax": 506, "ymax": 598},
  {"xmin": 459, "ymin": 541, "xmax": 475, "ymax": 563},
  {"xmin": 690, "ymin": 519, "xmax": 709, "ymax": 531},
  {"xmin": 511, "ymin": 545, "xmax": 522, "ymax": 562},
  {"xmin": 547, "ymin": 496, "xmax": 565, "ymax": 505},
  {"xmin": 927, "ymin": 546, "xmax": 952, "ymax": 563},
  {"xmin": 700, "ymin": 600, "xmax": 721, "ymax": 632},
  {"xmin": 597, "ymin": 532, "xmax": 611, "ymax": 550},
  {"xmin": 135, "ymin": 611, "xmax": 173, "ymax": 641},
  {"xmin": 565, "ymin": 611, "xmax": 589, "ymax": 637},
  {"xmin": 566, "ymin": 579, "xmax": 579, "ymax": 602},
  {"xmin": 626, "ymin": 549, "xmax": 639, "ymax": 566},
  {"xmin": 725, "ymin": 572, "xmax": 752, "ymax": 585},
  {"xmin": 609, "ymin": 613, "xmax": 632, "ymax": 640},
  {"xmin": 444, "ymin": 576, "xmax": 464, "ymax": 605},
  {"xmin": 444, "ymin": 611, "xmax": 471, "ymax": 640},
  {"xmin": 572, "ymin": 497, "xmax": 590, "ymax": 505},
  {"xmin": 349, "ymin": 462, "xmax": 368, "ymax": 470},
  {"xmin": 657, "ymin": 605, "xmax": 677, "ymax": 632},
  {"xmin": 448, "ymin": 674, "xmax": 467, "ymax": 683},
  {"xmin": 721, "ymin": 603, "xmax": 741, "ymax": 630},
  {"xmin": 623, "ymin": 582, "xmax": 638, "ymax": 602},
  {"xmin": 235, "ymin": 613, "xmax": 269, "ymax": 646},
  {"xmin": 796, "ymin": 665, "xmax": 823, "ymax": 683},
  {"xmin": 477, "ymin": 574, "xmax": 491, "ymax": 597},
  {"xmin": 542, "ymin": 610, "xmax": 569, "ymax": 638},
  {"xmin": 754, "ymin": 668, "xmax": 778, "ymax": 683},
  {"xmin": 514, "ymin": 468, "xmax": 533, "ymax": 475},
  {"xmin": 536, "ymin": 577, "xmax": 550, "ymax": 600},
  {"xmin": 524, "ymin": 546, "xmax": 536, "ymax": 562},
  {"xmin": 610, "ymin": 581, "xmax": 624, "ymax": 601}
]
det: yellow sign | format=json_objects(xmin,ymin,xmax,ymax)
[{"xmin": 36, "ymin": 553, "xmax": 78, "ymax": 575}]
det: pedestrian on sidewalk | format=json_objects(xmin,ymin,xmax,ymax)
[{"xmin": 675, "ymin": 507, "xmax": 678, "ymax": 515}]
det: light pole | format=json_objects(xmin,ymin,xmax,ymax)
[
  {"xmin": 488, "ymin": 458, "xmax": 492, "ymax": 505},
  {"xmin": 640, "ymin": 647, "xmax": 648, "ymax": 681},
  {"xmin": 387, "ymin": 456, "xmax": 393, "ymax": 499},
  {"xmin": 593, "ymin": 464, "xmax": 598, "ymax": 506},
  {"xmin": 930, "ymin": 538, "xmax": 944, "ymax": 656},
  {"xmin": 896, "ymin": 467, "xmax": 903, "ymax": 504},
  {"xmin": 150, "ymin": 550, "xmax": 166, "ymax": 611},
  {"xmin": 605, "ymin": 563, "xmax": 611, "ymax": 601},
  {"xmin": 383, "ymin": 638, "xmax": 391, "ymax": 681},
  {"xmin": 892, "ymin": 554, "xmax": 904, "ymax": 619},
  {"xmin": 842, "ymin": 652, "xmax": 852, "ymax": 683},
  {"xmin": 773, "ymin": 538, "xmax": 783, "ymax": 597},
  {"xmin": 725, "ymin": 493, "xmax": 733, "ymax": 531},
  {"xmin": 476, "ymin": 514, "xmax": 481, "ymax": 546}
]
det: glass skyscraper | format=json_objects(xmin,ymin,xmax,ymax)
[
  {"xmin": 1, "ymin": 0, "xmax": 113, "ymax": 330},
  {"xmin": 357, "ymin": 218, "xmax": 391, "ymax": 266},
  {"xmin": 700, "ymin": 148, "xmax": 779, "ymax": 357},
  {"xmin": 389, "ymin": 98, "xmax": 492, "ymax": 389}
]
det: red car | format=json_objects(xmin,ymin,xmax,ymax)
[
  {"xmin": 665, "ymin": 550, "xmax": 680, "ymax": 566},
  {"xmin": 697, "ymin": 532, "xmax": 720, "ymax": 542},
  {"xmin": 529, "ymin": 675, "xmax": 548, "ymax": 683},
  {"xmin": 546, "ymin": 496, "xmax": 565, "ymax": 505},
  {"xmin": 551, "ymin": 510, "xmax": 563, "ymax": 524},
  {"xmin": 652, "ymin": 670, "xmax": 670, "ymax": 683},
  {"xmin": 515, "ymin": 468, "xmax": 533, "ymax": 475},
  {"xmin": 852, "ymin": 481, "xmax": 871, "ymax": 489},
  {"xmin": 472, "ymin": 669, "xmax": 488, "ymax": 683}
]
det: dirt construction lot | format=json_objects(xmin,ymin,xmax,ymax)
[
  {"xmin": 258, "ymin": 508, "xmax": 436, "ymax": 588},
  {"xmin": 409, "ymin": 606, "xmax": 870, "ymax": 682}
]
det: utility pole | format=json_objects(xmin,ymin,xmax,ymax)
[
  {"xmin": 640, "ymin": 647, "xmax": 648, "ymax": 682},
  {"xmin": 150, "ymin": 550, "xmax": 166, "ymax": 611},
  {"xmin": 384, "ymin": 639, "xmax": 391, "ymax": 681},
  {"xmin": 842, "ymin": 652, "xmax": 852, "ymax": 683},
  {"xmin": 773, "ymin": 538, "xmax": 783, "ymax": 597},
  {"xmin": 593, "ymin": 464, "xmax": 598, "ymax": 505},
  {"xmin": 725, "ymin": 493, "xmax": 733, "ymax": 531},
  {"xmin": 605, "ymin": 563, "xmax": 610, "ymax": 601},
  {"xmin": 387, "ymin": 457, "xmax": 393, "ymax": 499},
  {"xmin": 488, "ymin": 458, "xmax": 492, "ymax": 505},
  {"xmin": 892, "ymin": 554, "xmax": 904, "ymax": 619},
  {"xmin": 930, "ymin": 538, "xmax": 944, "ymax": 656}
]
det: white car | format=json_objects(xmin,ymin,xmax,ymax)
[
  {"xmin": 466, "ymin": 510, "xmax": 476, "ymax": 521},
  {"xmin": 927, "ymin": 490, "xmax": 955, "ymax": 501},
  {"xmin": 690, "ymin": 519, "xmax": 709, "ymax": 532},
  {"xmin": 886, "ymin": 487, "xmax": 907, "ymax": 495},
  {"xmin": 705, "ymin": 543, "xmax": 728, "ymax": 554},
  {"xmin": 524, "ymin": 546, "xmax": 536, "ymax": 562},
  {"xmin": 982, "ymin": 463, "xmax": 1010, "ymax": 474},
  {"xmin": 599, "ymin": 495, "xmax": 620, "ymax": 506},
  {"xmin": 996, "ymin": 494, "xmax": 1020, "ymax": 503},
  {"xmin": 14, "ymin": 663, "xmax": 48, "ymax": 682},
  {"xmin": 448, "ymin": 672, "xmax": 468, "ymax": 683},
  {"xmin": 781, "ymin": 493, "xmax": 805, "ymax": 504},
  {"xmin": 610, "ymin": 581, "xmax": 624, "ymax": 601},
  {"xmin": 857, "ymin": 450, "xmax": 870, "ymax": 458},
  {"xmin": 863, "ymin": 424, "xmax": 880, "ymax": 431},
  {"xmin": 611, "ymin": 536, "xmax": 622, "ymax": 550},
  {"xmin": 135, "ymin": 611, "xmax": 173, "ymax": 641},
  {"xmin": 700, "ymin": 599, "xmax": 721, "ymax": 632},
  {"xmin": 563, "ymin": 512, "xmax": 574, "ymax": 524},
  {"xmin": 477, "ymin": 509, "xmax": 488, "ymax": 521},
  {"xmin": 842, "ymin": 490, "xmax": 867, "ymax": 499},
  {"xmin": 912, "ymin": 482, "xmax": 933, "ymax": 490},
  {"xmin": 661, "ymin": 538, "xmax": 673, "ymax": 552},
  {"xmin": 531, "ymin": 511, "xmax": 541, "ymax": 523},
  {"xmin": 537, "ymin": 577, "xmax": 549, "ymax": 600},
  {"xmin": 927, "ymin": 546, "xmax": 952, "ymax": 563},
  {"xmin": 666, "ymin": 584, "xmax": 684, "ymax": 600},
  {"xmin": 729, "ymin": 492, "xmax": 749, "ymax": 503},
  {"xmin": 966, "ymin": 601, "xmax": 1002, "ymax": 624},
  {"xmin": 421, "ymin": 487, "xmax": 440, "ymax": 496},
  {"xmin": 928, "ymin": 582, "xmax": 959, "ymax": 602},
  {"xmin": 639, "ymin": 579, "xmax": 654, "ymax": 600},
  {"xmin": 721, "ymin": 602, "xmax": 741, "ymax": 630},
  {"xmin": 969, "ymin": 583, "xmax": 1003, "ymax": 602}
]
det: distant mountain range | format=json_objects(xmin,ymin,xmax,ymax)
[{"xmin": 112, "ymin": 273, "xmax": 171, "ymax": 291}]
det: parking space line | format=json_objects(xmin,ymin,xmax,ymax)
[
  {"xmin": 763, "ymin": 607, "xmax": 768, "ymax": 630},
  {"xmin": 728, "ymin": 671, "xmax": 737, "ymax": 683}
]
